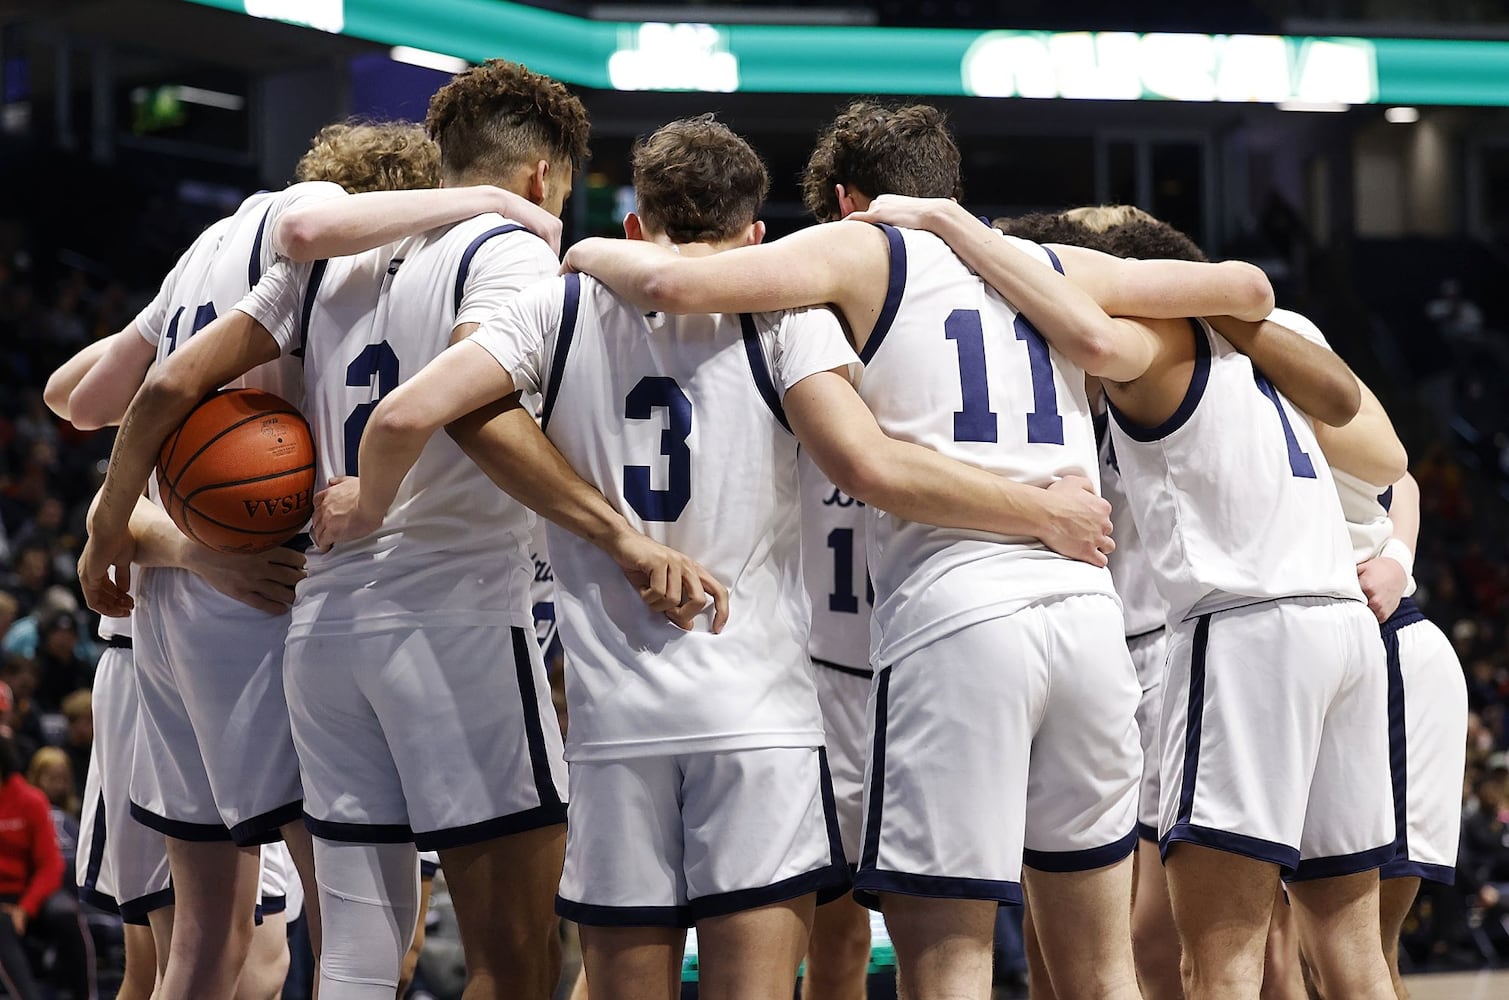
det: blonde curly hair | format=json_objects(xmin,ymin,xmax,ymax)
[{"xmin": 295, "ymin": 121, "xmax": 440, "ymax": 193}]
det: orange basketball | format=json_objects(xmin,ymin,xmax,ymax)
[{"xmin": 156, "ymin": 388, "xmax": 315, "ymax": 554}]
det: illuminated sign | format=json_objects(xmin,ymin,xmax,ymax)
[
  {"xmin": 961, "ymin": 32, "xmax": 1376, "ymax": 104},
  {"xmin": 608, "ymin": 23, "xmax": 739, "ymax": 92},
  {"xmin": 180, "ymin": 0, "xmax": 1509, "ymax": 107}
]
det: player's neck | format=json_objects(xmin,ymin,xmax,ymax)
[{"xmin": 643, "ymin": 234, "xmax": 743, "ymax": 258}]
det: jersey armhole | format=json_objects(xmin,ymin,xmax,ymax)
[
  {"xmin": 248, "ymin": 207, "xmax": 273, "ymax": 287},
  {"xmin": 739, "ymin": 313, "xmax": 793, "ymax": 434},
  {"xmin": 452, "ymin": 224, "xmax": 532, "ymax": 314},
  {"xmin": 857, "ymin": 223, "xmax": 907, "ymax": 365},
  {"xmin": 293, "ymin": 260, "xmax": 329, "ymax": 361},
  {"xmin": 1106, "ymin": 318, "xmax": 1211, "ymax": 442},
  {"xmin": 539, "ymin": 273, "xmax": 582, "ymax": 431}
]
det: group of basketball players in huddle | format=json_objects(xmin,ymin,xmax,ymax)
[{"xmin": 45, "ymin": 53, "xmax": 1468, "ymax": 1000}]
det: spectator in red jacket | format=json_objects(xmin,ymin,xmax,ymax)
[{"xmin": 0, "ymin": 735, "xmax": 62, "ymax": 1000}]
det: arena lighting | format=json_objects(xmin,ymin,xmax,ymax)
[
  {"xmin": 1276, "ymin": 100, "xmax": 1352, "ymax": 112},
  {"xmin": 180, "ymin": 1, "xmax": 1509, "ymax": 107},
  {"xmin": 173, "ymin": 85, "xmax": 246, "ymax": 110},
  {"xmin": 1385, "ymin": 105, "xmax": 1421, "ymax": 123},
  {"xmin": 389, "ymin": 45, "xmax": 469, "ymax": 74}
]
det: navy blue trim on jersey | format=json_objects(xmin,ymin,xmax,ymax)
[
  {"xmin": 512, "ymin": 625, "xmax": 565, "ymax": 811},
  {"xmin": 853, "ymin": 870, "xmax": 1024, "ymax": 911},
  {"xmin": 249, "ymin": 207, "xmax": 272, "ymax": 288},
  {"xmin": 1287, "ymin": 841, "xmax": 1397, "ymax": 883},
  {"xmin": 1173, "ymin": 614, "xmax": 1212, "ymax": 832},
  {"xmin": 817, "ymin": 748, "xmax": 853, "ymax": 871},
  {"xmin": 1383, "ymin": 622, "xmax": 1410, "ymax": 882},
  {"xmin": 739, "ymin": 313, "xmax": 793, "ymax": 433},
  {"xmin": 117, "ymin": 887, "xmax": 175, "ymax": 925},
  {"xmin": 555, "ymin": 896, "xmax": 690, "ymax": 928},
  {"xmin": 302, "ymin": 815, "xmax": 414, "ymax": 844},
  {"xmin": 1380, "ymin": 859, "xmax": 1455, "ymax": 884},
  {"xmin": 1137, "ymin": 823, "xmax": 1159, "ymax": 844},
  {"xmin": 260, "ymin": 894, "xmax": 288, "ymax": 916},
  {"xmin": 82, "ymin": 790, "xmax": 108, "ymax": 897},
  {"xmin": 858, "ymin": 224, "xmax": 907, "ymax": 364},
  {"xmin": 1023, "ymin": 826, "xmax": 1138, "ymax": 873},
  {"xmin": 1382, "ymin": 596, "xmax": 1425, "ymax": 635},
  {"xmin": 420, "ymin": 857, "xmax": 441, "ymax": 879},
  {"xmin": 540, "ymin": 273, "xmax": 582, "ymax": 431},
  {"xmin": 858, "ymin": 667, "xmax": 891, "ymax": 873},
  {"xmin": 106, "ymin": 635, "xmax": 133, "ymax": 650},
  {"xmin": 812, "ymin": 657, "xmax": 874, "ymax": 680},
  {"xmin": 77, "ymin": 886, "xmax": 119, "ymax": 916},
  {"xmin": 1042, "ymin": 244, "xmax": 1065, "ymax": 275},
  {"xmin": 229, "ymin": 799, "xmax": 303, "ymax": 847},
  {"xmin": 130, "ymin": 801, "xmax": 233, "ymax": 843},
  {"xmin": 412, "ymin": 803, "xmax": 567, "ymax": 852},
  {"xmin": 690, "ymin": 862, "xmax": 852, "ymax": 922},
  {"xmin": 452, "ymin": 224, "xmax": 530, "ymax": 314},
  {"xmin": 1379, "ymin": 485, "xmax": 1395, "ymax": 512},
  {"xmin": 1161, "ymin": 823, "xmax": 1299, "ymax": 871},
  {"xmin": 1107, "ymin": 317, "xmax": 1211, "ymax": 442},
  {"xmin": 294, "ymin": 259, "xmax": 329, "ymax": 361}
]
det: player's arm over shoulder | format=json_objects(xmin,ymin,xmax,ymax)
[{"xmin": 1051, "ymin": 243, "xmax": 1274, "ymax": 323}]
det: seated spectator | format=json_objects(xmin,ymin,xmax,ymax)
[
  {"xmin": 1, "ymin": 658, "xmax": 45, "ymax": 764},
  {"xmin": 59, "ymin": 690, "xmax": 90, "ymax": 805},
  {"xmin": 0, "ymin": 734, "xmax": 62, "ymax": 1000},
  {"xmin": 33, "ymin": 611, "xmax": 88, "ymax": 713}
]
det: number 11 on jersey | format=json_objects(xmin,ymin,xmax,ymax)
[{"xmin": 944, "ymin": 309, "xmax": 1064, "ymax": 446}]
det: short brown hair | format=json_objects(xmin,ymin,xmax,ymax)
[
  {"xmin": 996, "ymin": 207, "xmax": 1207, "ymax": 263},
  {"xmin": 631, "ymin": 115, "xmax": 768, "ymax": 244},
  {"xmin": 425, "ymin": 60, "xmax": 590, "ymax": 185},
  {"xmin": 295, "ymin": 121, "xmax": 440, "ymax": 193},
  {"xmin": 801, "ymin": 101, "xmax": 963, "ymax": 223}
]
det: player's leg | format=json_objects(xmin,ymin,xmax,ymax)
[
  {"xmin": 1286, "ymin": 872, "xmax": 1393, "ymax": 999},
  {"xmin": 804, "ymin": 896, "xmax": 871, "ymax": 1000},
  {"xmin": 855, "ymin": 615, "xmax": 1046, "ymax": 1000},
  {"xmin": 577, "ymin": 926, "xmax": 684, "ymax": 1000},
  {"xmin": 1132, "ymin": 838, "xmax": 1182, "ymax": 1000},
  {"xmin": 1019, "ymin": 898, "xmax": 1055, "ymax": 1000},
  {"xmin": 314, "ymin": 838, "xmax": 422, "ymax": 1000},
  {"xmin": 698, "ymin": 897, "xmax": 815, "ymax": 1000},
  {"xmin": 119, "ymin": 923, "xmax": 159, "ymax": 1000},
  {"xmin": 1021, "ymin": 594, "xmax": 1142, "ymax": 998},
  {"xmin": 396, "ymin": 856, "xmax": 437, "ymax": 999},
  {"xmin": 439, "ymin": 826, "xmax": 565, "ymax": 1000},
  {"xmin": 146, "ymin": 906, "xmax": 174, "ymax": 984},
  {"xmin": 1379, "ymin": 877, "xmax": 1420, "ymax": 998},
  {"xmin": 803, "ymin": 664, "xmax": 872, "ymax": 1000},
  {"xmin": 559, "ymin": 756, "xmax": 688, "ymax": 1000},
  {"xmin": 235, "ymin": 910, "xmax": 291, "ymax": 1000},
  {"xmin": 682, "ymin": 747, "xmax": 846, "ymax": 1000},
  {"xmin": 1166, "ymin": 846, "xmax": 1279, "ymax": 999},
  {"xmin": 1127, "ymin": 627, "xmax": 1182, "ymax": 1000},
  {"xmin": 281, "ymin": 819, "xmax": 322, "ymax": 961},
  {"xmin": 1260, "ymin": 891, "xmax": 1306, "ymax": 1000},
  {"xmin": 159, "ymin": 838, "xmax": 262, "ymax": 1000}
]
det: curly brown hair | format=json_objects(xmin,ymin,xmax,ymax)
[
  {"xmin": 425, "ymin": 59, "xmax": 590, "ymax": 185},
  {"xmin": 995, "ymin": 207, "xmax": 1208, "ymax": 263},
  {"xmin": 295, "ymin": 121, "xmax": 439, "ymax": 193},
  {"xmin": 631, "ymin": 115, "xmax": 769, "ymax": 244},
  {"xmin": 801, "ymin": 101, "xmax": 963, "ymax": 223}
]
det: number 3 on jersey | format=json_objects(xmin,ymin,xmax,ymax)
[
  {"xmin": 625, "ymin": 376, "xmax": 692, "ymax": 521},
  {"xmin": 945, "ymin": 309, "xmax": 1063, "ymax": 445},
  {"xmin": 343, "ymin": 342, "xmax": 400, "ymax": 476}
]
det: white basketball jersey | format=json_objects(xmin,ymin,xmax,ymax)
[
  {"xmin": 798, "ymin": 455, "xmax": 872, "ymax": 673},
  {"xmin": 1095, "ymin": 412, "xmax": 1166, "ymax": 637},
  {"xmin": 130, "ymin": 182, "xmax": 342, "ymax": 618},
  {"xmin": 240, "ymin": 214, "xmax": 558, "ymax": 637},
  {"xmin": 856, "ymin": 225, "xmax": 1114, "ymax": 666},
  {"xmin": 1106, "ymin": 317, "xmax": 1363, "ymax": 624},
  {"xmin": 471, "ymin": 273, "xmax": 860, "ymax": 761}
]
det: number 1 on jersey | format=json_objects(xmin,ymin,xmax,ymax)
[
  {"xmin": 945, "ymin": 309, "xmax": 1063, "ymax": 445},
  {"xmin": 826, "ymin": 527, "xmax": 873, "ymax": 614},
  {"xmin": 1253, "ymin": 372, "xmax": 1317, "ymax": 479}
]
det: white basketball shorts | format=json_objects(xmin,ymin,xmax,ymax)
[
  {"xmin": 813, "ymin": 660, "xmax": 872, "ymax": 866},
  {"xmin": 854, "ymin": 593, "xmax": 1142, "ymax": 908},
  {"xmin": 286, "ymin": 624, "xmax": 567, "ymax": 850},
  {"xmin": 1158, "ymin": 596, "xmax": 1394, "ymax": 880},
  {"xmin": 1129, "ymin": 627, "xmax": 1169, "ymax": 840},
  {"xmin": 129, "ymin": 566, "xmax": 303, "ymax": 845},
  {"xmin": 1379, "ymin": 600, "xmax": 1468, "ymax": 884},
  {"xmin": 77, "ymin": 643, "xmax": 172, "ymax": 924},
  {"xmin": 556, "ymin": 746, "xmax": 848, "ymax": 927}
]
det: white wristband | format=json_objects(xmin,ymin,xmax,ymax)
[{"xmin": 1379, "ymin": 538, "xmax": 1415, "ymax": 578}]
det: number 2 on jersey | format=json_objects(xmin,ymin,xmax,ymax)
[
  {"xmin": 624, "ymin": 376, "xmax": 692, "ymax": 522},
  {"xmin": 1253, "ymin": 372, "xmax": 1317, "ymax": 479},
  {"xmin": 944, "ymin": 309, "xmax": 1064, "ymax": 445},
  {"xmin": 343, "ymin": 342, "xmax": 400, "ymax": 476}
]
